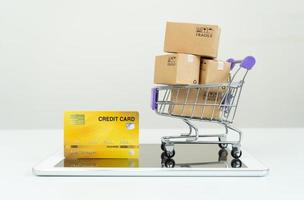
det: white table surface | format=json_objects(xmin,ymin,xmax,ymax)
[{"xmin": 0, "ymin": 128, "xmax": 303, "ymax": 200}]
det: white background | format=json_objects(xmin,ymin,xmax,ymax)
[{"xmin": 0, "ymin": 0, "xmax": 303, "ymax": 129}]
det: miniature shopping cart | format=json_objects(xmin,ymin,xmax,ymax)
[{"xmin": 151, "ymin": 56, "xmax": 256, "ymax": 159}]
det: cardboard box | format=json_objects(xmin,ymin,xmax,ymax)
[
  {"xmin": 164, "ymin": 22, "xmax": 221, "ymax": 58},
  {"xmin": 64, "ymin": 111, "xmax": 139, "ymax": 159},
  {"xmin": 154, "ymin": 53, "xmax": 200, "ymax": 85},
  {"xmin": 169, "ymin": 88, "xmax": 223, "ymax": 120},
  {"xmin": 200, "ymin": 59, "xmax": 230, "ymax": 84}
]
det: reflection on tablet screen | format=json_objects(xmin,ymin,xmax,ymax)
[{"xmin": 55, "ymin": 144, "xmax": 246, "ymax": 169}]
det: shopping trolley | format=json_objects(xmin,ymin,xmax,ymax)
[{"xmin": 151, "ymin": 56, "xmax": 256, "ymax": 159}]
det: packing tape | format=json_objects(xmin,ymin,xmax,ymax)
[
  {"xmin": 218, "ymin": 62, "xmax": 224, "ymax": 70},
  {"xmin": 187, "ymin": 55, "xmax": 194, "ymax": 63}
]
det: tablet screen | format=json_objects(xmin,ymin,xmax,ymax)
[{"xmin": 55, "ymin": 144, "xmax": 246, "ymax": 169}]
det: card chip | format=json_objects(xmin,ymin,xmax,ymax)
[{"xmin": 70, "ymin": 114, "xmax": 85, "ymax": 125}]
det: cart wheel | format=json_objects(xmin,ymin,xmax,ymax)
[
  {"xmin": 231, "ymin": 148, "xmax": 242, "ymax": 159},
  {"xmin": 231, "ymin": 159, "xmax": 242, "ymax": 168},
  {"xmin": 218, "ymin": 143, "xmax": 228, "ymax": 149},
  {"xmin": 161, "ymin": 152, "xmax": 168, "ymax": 160},
  {"xmin": 218, "ymin": 149, "xmax": 228, "ymax": 161},
  {"xmin": 165, "ymin": 159, "xmax": 175, "ymax": 168},
  {"xmin": 161, "ymin": 156, "xmax": 167, "ymax": 168},
  {"xmin": 165, "ymin": 149, "xmax": 175, "ymax": 158},
  {"xmin": 161, "ymin": 143, "xmax": 166, "ymax": 151},
  {"xmin": 218, "ymin": 137, "xmax": 228, "ymax": 149}
]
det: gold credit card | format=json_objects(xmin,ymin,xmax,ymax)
[{"xmin": 64, "ymin": 111, "xmax": 139, "ymax": 159}]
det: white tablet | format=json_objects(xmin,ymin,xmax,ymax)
[{"xmin": 33, "ymin": 144, "xmax": 269, "ymax": 177}]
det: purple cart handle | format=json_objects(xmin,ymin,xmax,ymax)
[
  {"xmin": 227, "ymin": 56, "xmax": 256, "ymax": 70},
  {"xmin": 151, "ymin": 88, "xmax": 158, "ymax": 110}
]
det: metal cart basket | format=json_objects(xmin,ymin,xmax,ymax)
[{"xmin": 151, "ymin": 56, "xmax": 256, "ymax": 159}]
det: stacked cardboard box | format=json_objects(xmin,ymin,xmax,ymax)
[
  {"xmin": 154, "ymin": 22, "xmax": 231, "ymax": 119},
  {"xmin": 169, "ymin": 88, "xmax": 224, "ymax": 119}
]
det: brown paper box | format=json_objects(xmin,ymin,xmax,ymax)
[
  {"xmin": 200, "ymin": 59, "xmax": 230, "ymax": 84},
  {"xmin": 169, "ymin": 88, "xmax": 223, "ymax": 120},
  {"xmin": 164, "ymin": 22, "xmax": 221, "ymax": 58},
  {"xmin": 199, "ymin": 59, "xmax": 230, "ymax": 93},
  {"xmin": 154, "ymin": 53, "xmax": 200, "ymax": 85}
]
